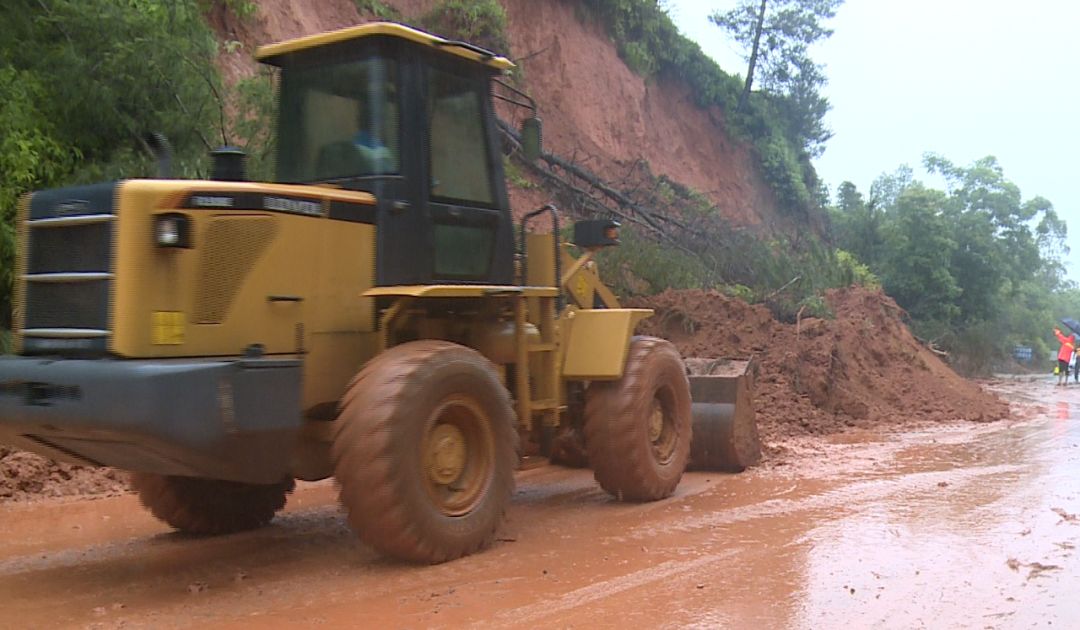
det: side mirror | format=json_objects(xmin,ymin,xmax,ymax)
[{"xmin": 520, "ymin": 117, "xmax": 542, "ymax": 162}]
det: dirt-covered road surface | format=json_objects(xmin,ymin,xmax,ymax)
[{"xmin": 1, "ymin": 377, "xmax": 1077, "ymax": 629}]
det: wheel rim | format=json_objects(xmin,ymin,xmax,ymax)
[
  {"xmin": 649, "ymin": 387, "xmax": 678, "ymax": 464},
  {"xmin": 422, "ymin": 394, "xmax": 495, "ymax": 517}
]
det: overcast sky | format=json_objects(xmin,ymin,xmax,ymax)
[{"xmin": 666, "ymin": 0, "xmax": 1080, "ymax": 279}]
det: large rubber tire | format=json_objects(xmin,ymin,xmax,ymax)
[
  {"xmin": 584, "ymin": 336, "xmax": 692, "ymax": 501},
  {"xmin": 131, "ymin": 473, "xmax": 294, "ymax": 535},
  {"xmin": 332, "ymin": 340, "xmax": 518, "ymax": 563}
]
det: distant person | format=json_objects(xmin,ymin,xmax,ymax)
[
  {"xmin": 1074, "ymin": 349, "xmax": 1079, "ymax": 383},
  {"xmin": 1054, "ymin": 327, "xmax": 1076, "ymax": 386},
  {"xmin": 1070, "ymin": 350, "xmax": 1078, "ymax": 383}
]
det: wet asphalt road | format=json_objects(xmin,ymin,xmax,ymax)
[{"xmin": 0, "ymin": 377, "xmax": 1077, "ymax": 629}]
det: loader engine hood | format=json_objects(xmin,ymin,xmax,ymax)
[{"xmin": 14, "ymin": 179, "xmax": 376, "ymax": 359}]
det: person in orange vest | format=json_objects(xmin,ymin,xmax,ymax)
[{"xmin": 1054, "ymin": 327, "xmax": 1076, "ymax": 386}]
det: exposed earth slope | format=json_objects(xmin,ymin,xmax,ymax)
[{"xmin": 211, "ymin": 0, "xmax": 784, "ymax": 227}]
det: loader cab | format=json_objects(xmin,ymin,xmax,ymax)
[{"xmin": 258, "ymin": 23, "xmax": 515, "ymax": 285}]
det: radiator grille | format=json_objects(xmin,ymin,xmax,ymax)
[
  {"xmin": 24, "ymin": 280, "xmax": 110, "ymax": 329},
  {"xmin": 195, "ymin": 216, "xmax": 278, "ymax": 324},
  {"xmin": 21, "ymin": 182, "xmax": 117, "ymax": 355},
  {"xmin": 27, "ymin": 222, "xmax": 112, "ymax": 274}
]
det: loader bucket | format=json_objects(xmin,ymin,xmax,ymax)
[{"xmin": 685, "ymin": 358, "xmax": 761, "ymax": 472}]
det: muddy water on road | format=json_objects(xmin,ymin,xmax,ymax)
[{"xmin": 1, "ymin": 378, "xmax": 1078, "ymax": 629}]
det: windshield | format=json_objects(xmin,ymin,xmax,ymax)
[{"xmin": 276, "ymin": 56, "xmax": 399, "ymax": 183}]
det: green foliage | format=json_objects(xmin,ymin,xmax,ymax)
[
  {"xmin": 757, "ymin": 128, "xmax": 812, "ymax": 209},
  {"xmin": 878, "ymin": 184, "xmax": 961, "ymax": 324},
  {"xmin": 828, "ymin": 180, "xmax": 884, "ymax": 268},
  {"xmin": 230, "ymin": 70, "xmax": 277, "ymax": 181},
  {"xmin": 0, "ymin": 328, "xmax": 9, "ymax": 355},
  {"xmin": 710, "ymin": 0, "xmax": 842, "ymax": 156},
  {"xmin": 834, "ymin": 249, "xmax": 879, "ymax": 289},
  {"xmin": 575, "ymin": 0, "xmax": 819, "ymax": 217},
  {"xmin": 205, "ymin": 0, "xmax": 257, "ymax": 19},
  {"xmin": 595, "ymin": 228, "xmax": 715, "ymax": 296},
  {"xmin": 503, "ymin": 156, "xmax": 537, "ymax": 190},
  {"xmin": 420, "ymin": 0, "xmax": 509, "ymax": 55},
  {"xmin": 593, "ymin": 210, "xmax": 876, "ymax": 323},
  {"xmin": 354, "ymin": 0, "xmax": 401, "ymax": 20},
  {"xmin": 0, "ymin": 1, "xmax": 220, "ymax": 171},
  {"xmin": 0, "ymin": 0, "xmax": 226, "ymax": 326},
  {"xmin": 828, "ymin": 156, "xmax": 1070, "ymax": 373},
  {"xmin": 721, "ymin": 283, "xmax": 756, "ymax": 302},
  {"xmin": 797, "ymin": 294, "xmax": 832, "ymax": 318}
]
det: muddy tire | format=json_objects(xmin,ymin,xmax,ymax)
[
  {"xmin": 584, "ymin": 336, "xmax": 692, "ymax": 501},
  {"xmin": 131, "ymin": 473, "xmax": 294, "ymax": 535},
  {"xmin": 332, "ymin": 340, "xmax": 518, "ymax": 563}
]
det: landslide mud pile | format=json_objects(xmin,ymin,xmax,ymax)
[
  {"xmin": 0, "ymin": 445, "xmax": 128, "ymax": 502},
  {"xmin": 632, "ymin": 287, "xmax": 1009, "ymax": 446}
]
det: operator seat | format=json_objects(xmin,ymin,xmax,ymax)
[{"xmin": 316, "ymin": 140, "xmax": 395, "ymax": 180}]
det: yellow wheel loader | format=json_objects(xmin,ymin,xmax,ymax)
[{"xmin": 0, "ymin": 23, "xmax": 758, "ymax": 563}]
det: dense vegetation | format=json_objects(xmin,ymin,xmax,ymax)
[
  {"xmin": 0, "ymin": 0, "xmax": 226, "ymax": 331},
  {"xmin": 829, "ymin": 156, "xmax": 1075, "ymax": 372},
  {"xmin": 0, "ymin": 0, "xmax": 269, "ymax": 349}
]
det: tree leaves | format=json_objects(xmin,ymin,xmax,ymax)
[
  {"xmin": 0, "ymin": 0, "xmax": 225, "ymax": 329},
  {"xmin": 829, "ymin": 156, "xmax": 1068, "ymax": 368},
  {"xmin": 710, "ymin": 0, "xmax": 842, "ymax": 155}
]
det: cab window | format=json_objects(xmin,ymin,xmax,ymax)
[
  {"xmin": 277, "ymin": 57, "xmax": 399, "ymax": 183},
  {"xmin": 427, "ymin": 68, "xmax": 494, "ymax": 205}
]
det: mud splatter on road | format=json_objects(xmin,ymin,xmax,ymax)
[{"xmin": 0, "ymin": 377, "xmax": 1074, "ymax": 628}]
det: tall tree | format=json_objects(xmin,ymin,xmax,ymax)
[
  {"xmin": 710, "ymin": 0, "xmax": 842, "ymax": 111},
  {"xmin": 829, "ymin": 180, "xmax": 883, "ymax": 267}
]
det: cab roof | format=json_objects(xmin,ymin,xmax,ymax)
[{"xmin": 255, "ymin": 21, "xmax": 514, "ymax": 71}]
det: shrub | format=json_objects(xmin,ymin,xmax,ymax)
[
  {"xmin": 354, "ymin": 0, "xmax": 401, "ymax": 20},
  {"xmin": 420, "ymin": 0, "xmax": 509, "ymax": 55}
]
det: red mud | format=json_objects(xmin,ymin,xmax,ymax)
[
  {"xmin": 0, "ymin": 287, "xmax": 1008, "ymax": 502},
  {"xmin": 632, "ymin": 287, "xmax": 1009, "ymax": 449},
  {"xmin": 0, "ymin": 445, "xmax": 129, "ymax": 502}
]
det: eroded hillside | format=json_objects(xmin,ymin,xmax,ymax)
[{"xmin": 210, "ymin": 0, "xmax": 785, "ymax": 229}]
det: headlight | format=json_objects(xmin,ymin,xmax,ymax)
[{"xmin": 154, "ymin": 213, "xmax": 191, "ymax": 248}]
